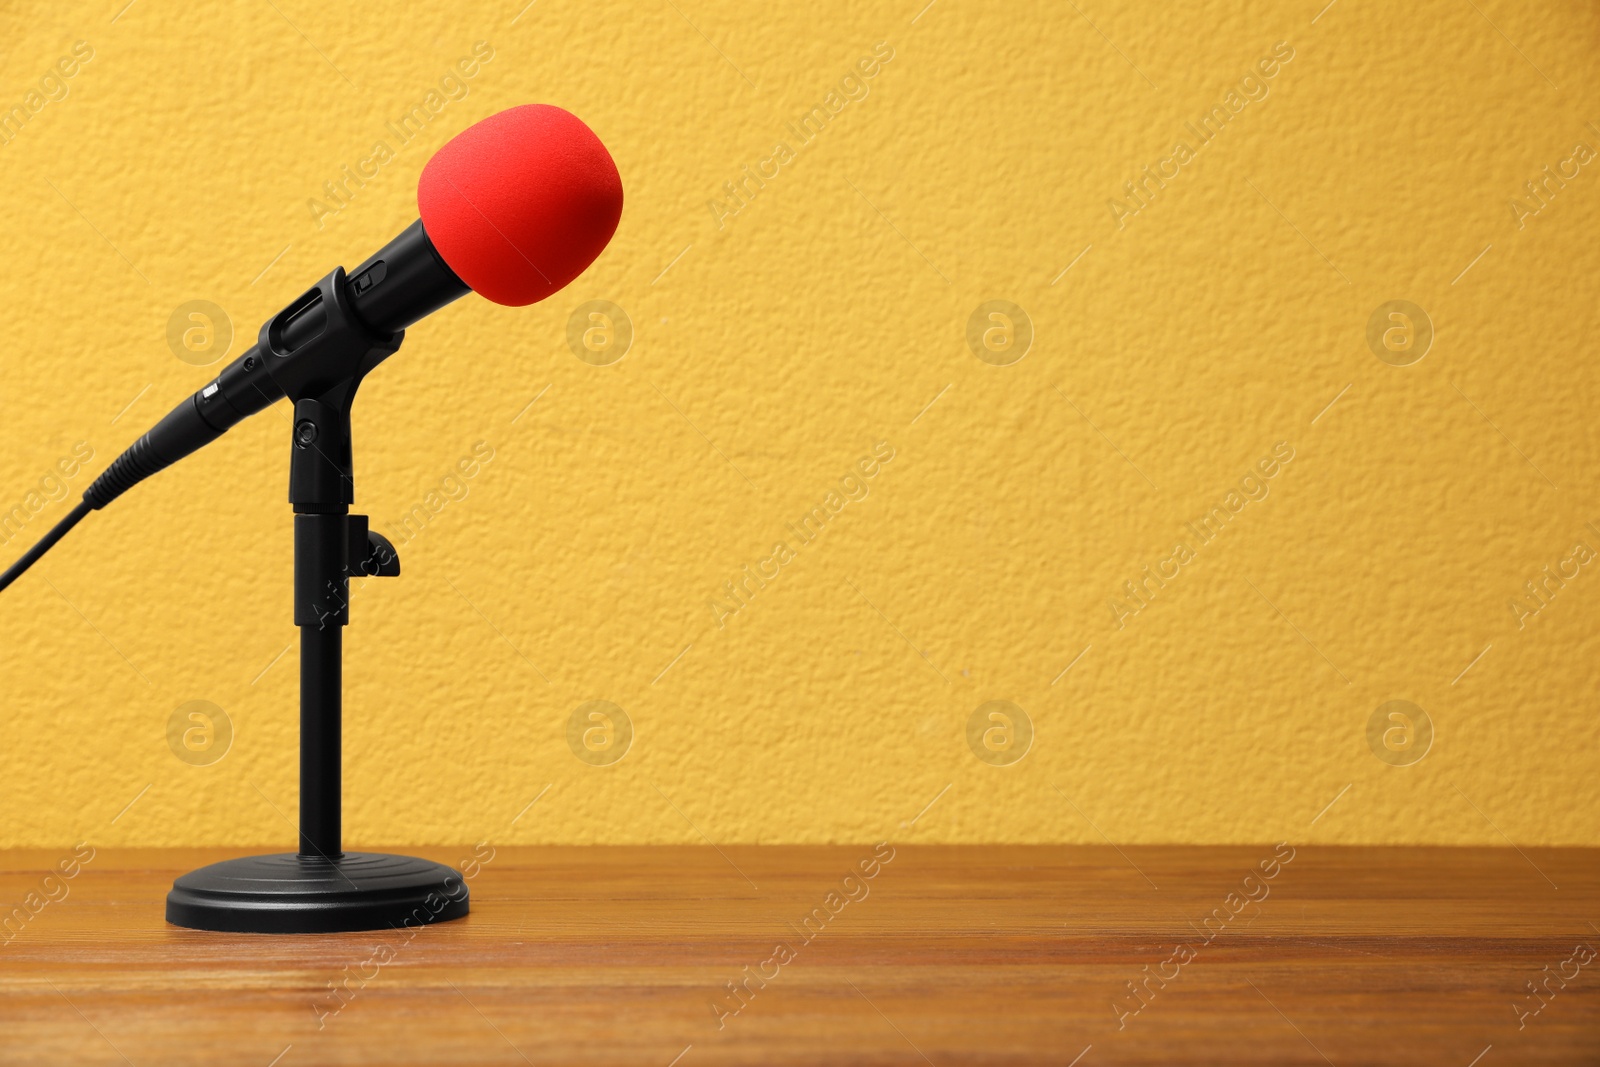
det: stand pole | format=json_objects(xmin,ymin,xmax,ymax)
[
  {"xmin": 299, "ymin": 598, "xmax": 343, "ymax": 859},
  {"xmin": 290, "ymin": 401, "xmax": 360, "ymax": 860}
]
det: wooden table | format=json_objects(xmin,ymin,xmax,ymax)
[{"xmin": 0, "ymin": 845, "xmax": 1594, "ymax": 1065}]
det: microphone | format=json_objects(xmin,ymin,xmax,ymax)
[{"xmin": 0, "ymin": 104, "xmax": 622, "ymax": 592}]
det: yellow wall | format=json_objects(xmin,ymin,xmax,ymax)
[{"xmin": 2, "ymin": 0, "xmax": 1598, "ymax": 848}]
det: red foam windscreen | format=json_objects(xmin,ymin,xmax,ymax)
[{"xmin": 418, "ymin": 105, "xmax": 623, "ymax": 307}]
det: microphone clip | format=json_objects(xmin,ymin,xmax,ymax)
[{"xmin": 260, "ymin": 266, "xmax": 403, "ymax": 510}]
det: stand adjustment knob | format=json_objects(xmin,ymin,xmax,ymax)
[{"xmin": 348, "ymin": 516, "xmax": 400, "ymax": 578}]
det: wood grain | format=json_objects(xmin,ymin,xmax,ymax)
[{"xmin": 0, "ymin": 845, "xmax": 1594, "ymax": 1065}]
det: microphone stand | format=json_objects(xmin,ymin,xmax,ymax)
[{"xmin": 165, "ymin": 268, "xmax": 469, "ymax": 933}]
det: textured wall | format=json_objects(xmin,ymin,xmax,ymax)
[{"xmin": 1, "ymin": 0, "xmax": 1597, "ymax": 847}]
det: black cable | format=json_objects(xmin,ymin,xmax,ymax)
[{"xmin": 0, "ymin": 500, "xmax": 92, "ymax": 594}]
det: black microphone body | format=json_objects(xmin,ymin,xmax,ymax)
[
  {"xmin": 83, "ymin": 221, "xmax": 470, "ymax": 510},
  {"xmin": 345, "ymin": 218, "xmax": 470, "ymax": 337}
]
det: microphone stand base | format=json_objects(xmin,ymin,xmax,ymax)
[{"xmin": 166, "ymin": 852, "xmax": 468, "ymax": 934}]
